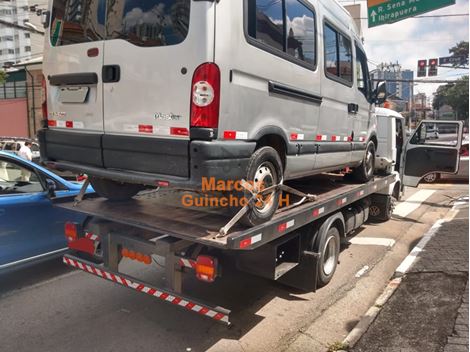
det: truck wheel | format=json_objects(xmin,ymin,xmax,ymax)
[
  {"xmin": 369, "ymin": 195, "xmax": 396, "ymax": 222},
  {"xmin": 90, "ymin": 177, "xmax": 143, "ymax": 201},
  {"xmin": 352, "ymin": 141, "xmax": 376, "ymax": 183},
  {"xmin": 241, "ymin": 146, "xmax": 283, "ymax": 227},
  {"xmin": 316, "ymin": 226, "xmax": 340, "ymax": 287},
  {"xmin": 422, "ymin": 173, "xmax": 439, "ymax": 183}
]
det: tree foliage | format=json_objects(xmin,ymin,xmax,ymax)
[
  {"xmin": 433, "ymin": 76, "xmax": 469, "ymax": 120},
  {"xmin": 0, "ymin": 70, "xmax": 6, "ymax": 84},
  {"xmin": 449, "ymin": 41, "xmax": 469, "ymax": 66}
]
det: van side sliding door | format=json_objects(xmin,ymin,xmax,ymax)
[{"xmin": 401, "ymin": 120, "xmax": 463, "ymax": 187}]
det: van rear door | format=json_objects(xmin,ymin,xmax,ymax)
[
  {"xmin": 101, "ymin": 1, "xmax": 215, "ymax": 177},
  {"xmin": 45, "ymin": 0, "xmax": 106, "ymax": 133},
  {"xmin": 401, "ymin": 120, "xmax": 463, "ymax": 187}
]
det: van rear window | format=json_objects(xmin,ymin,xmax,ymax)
[{"xmin": 50, "ymin": 0, "xmax": 190, "ymax": 47}]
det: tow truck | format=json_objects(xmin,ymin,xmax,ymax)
[{"xmin": 52, "ymin": 118, "xmax": 463, "ymax": 325}]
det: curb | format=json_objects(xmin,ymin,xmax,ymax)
[{"xmin": 339, "ymin": 204, "xmax": 462, "ymax": 351}]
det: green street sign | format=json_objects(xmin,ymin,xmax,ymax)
[{"xmin": 368, "ymin": 0, "xmax": 456, "ymax": 28}]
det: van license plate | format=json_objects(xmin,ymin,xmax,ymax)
[{"xmin": 58, "ymin": 86, "xmax": 89, "ymax": 103}]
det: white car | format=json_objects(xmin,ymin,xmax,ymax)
[
  {"xmin": 0, "ymin": 139, "xmax": 40, "ymax": 162},
  {"xmin": 422, "ymin": 141, "xmax": 469, "ymax": 183}
]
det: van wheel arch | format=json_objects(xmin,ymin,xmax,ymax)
[
  {"xmin": 370, "ymin": 134, "xmax": 378, "ymax": 150},
  {"xmin": 255, "ymin": 133, "xmax": 287, "ymax": 171}
]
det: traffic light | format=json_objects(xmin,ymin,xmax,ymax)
[
  {"xmin": 428, "ymin": 58, "xmax": 438, "ymax": 77},
  {"xmin": 417, "ymin": 60, "xmax": 427, "ymax": 77}
]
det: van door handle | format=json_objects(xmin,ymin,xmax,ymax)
[
  {"xmin": 348, "ymin": 103, "xmax": 359, "ymax": 114},
  {"xmin": 102, "ymin": 65, "xmax": 121, "ymax": 83}
]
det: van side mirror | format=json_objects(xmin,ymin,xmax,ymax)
[{"xmin": 373, "ymin": 82, "xmax": 387, "ymax": 105}]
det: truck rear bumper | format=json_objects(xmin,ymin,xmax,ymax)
[
  {"xmin": 39, "ymin": 129, "xmax": 256, "ymax": 189},
  {"xmin": 63, "ymin": 254, "xmax": 231, "ymax": 324}
]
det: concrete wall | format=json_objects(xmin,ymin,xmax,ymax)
[{"xmin": 0, "ymin": 98, "xmax": 28, "ymax": 137}]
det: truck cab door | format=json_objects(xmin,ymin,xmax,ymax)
[{"xmin": 401, "ymin": 120, "xmax": 463, "ymax": 187}]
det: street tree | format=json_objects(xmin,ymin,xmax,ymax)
[
  {"xmin": 433, "ymin": 76, "xmax": 469, "ymax": 120},
  {"xmin": 449, "ymin": 41, "xmax": 469, "ymax": 66},
  {"xmin": 0, "ymin": 70, "xmax": 6, "ymax": 84}
]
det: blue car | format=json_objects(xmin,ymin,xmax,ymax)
[{"xmin": 0, "ymin": 151, "xmax": 93, "ymax": 271}]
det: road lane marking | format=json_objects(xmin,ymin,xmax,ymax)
[
  {"xmin": 355, "ymin": 265, "xmax": 370, "ymax": 278},
  {"xmin": 348, "ymin": 237, "xmax": 396, "ymax": 247},
  {"xmin": 393, "ymin": 189, "xmax": 436, "ymax": 218}
]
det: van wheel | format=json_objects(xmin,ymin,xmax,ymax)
[
  {"xmin": 316, "ymin": 226, "xmax": 340, "ymax": 287},
  {"xmin": 353, "ymin": 141, "xmax": 376, "ymax": 182},
  {"xmin": 241, "ymin": 147, "xmax": 283, "ymax": 227},
  {"xmin": 90, "ymin": 177, "xmax": 143, "ymax": 201}
]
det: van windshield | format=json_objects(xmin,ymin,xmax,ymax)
[{"xmin": 50, "ymin": 0, "xmax": 191, "ymax": 47}]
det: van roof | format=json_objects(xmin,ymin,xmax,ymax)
[{"xmin": 318, "ymin": 0, "xmax": 362, "ymax": 39}]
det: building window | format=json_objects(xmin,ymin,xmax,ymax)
[
  {"xmin": 24, "ymin": 33, "xmax": 30, "ymax": 38},
  {"xmin": 323, "ymin": 23, "xmax": 353, "ymax": 84},
  {"xmin": 24, "ymin": 46, "xmax": 31, "ymax": 52},
  {"xmin": 8, "ymin": 49, "xmax": 14, "ymax": 54}
]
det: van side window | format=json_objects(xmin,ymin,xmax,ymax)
[
  {"xmin": 285, "ymin": 1, "xmax": 316, "ymax": 65},
  {"xmin": 247, "ymin": 0, "xmax": 316, "ymax": 67},
  {"xmin": 247, "ymin": 0, "xmax": 284, "ymax": 52},
  {"xmin": 355, "ymin": 45, "xmax": 370, "ymax": 100},
  {"xmin": 324, "ymin": 23, "xmax": 353, "ymax": 84}
]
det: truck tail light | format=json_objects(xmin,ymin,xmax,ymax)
[
  {"xmin": 195, "ymin": 255, "xmax": 218, "ymax": 283},
  {"xmin": 41, "ymin": 74, "xmax": 48, "ymax": 121},
  {"xmin": 64, "ymin": 222, "xmax": 78, "ymax": 242},
  {"xmin": 190, "ymin": 63, "xmax": 220, "ymax": 128}
]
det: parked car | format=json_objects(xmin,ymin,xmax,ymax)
[
  {"xmin": 0, "ymin": 151, "xmax": 94, "ymax": 271},
  {"xmin": 0, "ymin": 138, "xmax": 41, "ymax": 162},
  {"xmin": 421, "ymin": 141, "xmax": 469, "ymax": 183},
  {"xmin": 39, "ymin": 0, "xmax": 386, "ymax": 226}
]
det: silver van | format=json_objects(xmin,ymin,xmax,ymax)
[{"xmin": 39, "ymin": 0, "xmax": 385, "ymax": 225}]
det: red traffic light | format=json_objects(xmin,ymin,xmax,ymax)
[
  {"xmin": 429, "ymin": 59, "xmax": 438, "ymax": 66},
  {"xmin": 418, "ymin": 60, "xmax": 427, "ymax": 67}
]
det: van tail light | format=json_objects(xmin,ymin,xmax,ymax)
[
  {"xmin": 64, "ymin": 222, "xmax": 78, "ymax": 242},
  {"xmin": 190, "ymin": 63, "xmax": 220, "ymax": 129},
  {"xmin": 41, "ymin": 74, "xmax": 48, "ymax": 122},
  {"xmin": 195, "ymin": 255, "xmax": 218, "ymax": 283}
]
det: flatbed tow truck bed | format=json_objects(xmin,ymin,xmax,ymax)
[
  {"xmin": 56, "ymin": 173, "xmax": 399, "ymax": 325},
  {"xmin": 56, "ymin": 174, "xmax": 397, "ymax": 250}
]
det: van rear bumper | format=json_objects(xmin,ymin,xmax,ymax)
[{"xmin": 38, "ymin": 129, "xmax": 256, "ymax": 189}]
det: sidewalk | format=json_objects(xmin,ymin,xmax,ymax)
[{"xmin": 351, "ymin": 203, "xmax": 469, "ymax": 352}]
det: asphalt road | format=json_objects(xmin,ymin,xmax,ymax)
[{"xmin": 0, "ymin": 182, "xmax": 468, "ymax": 352}]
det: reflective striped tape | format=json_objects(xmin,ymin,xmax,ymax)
[
  {"xmin": 63, "ymin": 257, "xmax": 230, "ymax": 324},
  {"xmin": 278, "ymin": 219, "xmax": 295, "ymax": 232},
  {"xmin": 223, "ymin": 131, "xmax": 248, "ymax": 140},
  {"xmin": 179, "ymin": 258, "xmax": 196, "ymax": 269},
  {"xmin": 239, "ymin": 233, "xmax": 263, "ymax": 249},
  {"xmin": 290, "ymin": 133, "xmax": 305, "ymax": 141},
  {"xmin": 124, "ymin": 124, "xmax": 188, "ymax": 137},
  {"xmin": 337, "ymin": 197, "xmax": 348, "ymax": 206},
  {"xmin": 84, "ymin": 232, "xmax": 99, "ymax": 242},
  {"xmin": 312, "ymin": 207, "xmax": 325, "ymax": 217},
  {"xmin": 48, "ymin": 120, "xmax": 84, "ymax": 129},
  {"xmin": 316, "ymin": 134, "xmax": 328, "ymax": 141}
]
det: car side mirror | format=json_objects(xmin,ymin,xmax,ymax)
[
  {"xmin": 46, "ymin": 179, "xmax": 57, "ymax": 198},
  {"xmin": 374, "ymin": 81, "xmax": 387, "ymax": 105}
]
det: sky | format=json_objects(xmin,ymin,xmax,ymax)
[{"xmin": 340, "ymin": 0, "xmax": 469, "ymax": 102}]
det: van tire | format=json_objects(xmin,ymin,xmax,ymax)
[
  {"xmin": 241, "ymin": 147, "xmax": 283, "ymax": 227},
  {"xmin": 90, "ymin": 177, "xmax": 143, "ymax": 201},
  {"xmin": 353, "ymin": 141, "xmax": 376, "ymax": 182}
]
